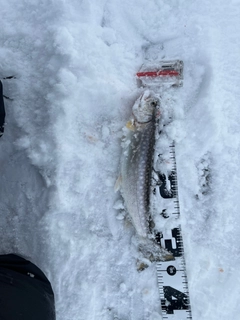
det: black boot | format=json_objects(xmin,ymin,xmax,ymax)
[{"xmin": 0, "ymin": 254, "xmax": 56, "ymax": 320}]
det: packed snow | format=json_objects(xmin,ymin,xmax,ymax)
[{"xmin": 1, "ymin": 1, "xmax": 240, "ymax": 319}]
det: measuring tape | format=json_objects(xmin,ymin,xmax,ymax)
[{"xmin": 153, "ymin": 143, "xmax": 192, "ymax": 320}]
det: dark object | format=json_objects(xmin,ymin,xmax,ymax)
[
  {"xmin": 0, "ymin": 254, "xmax": 56, "ymax": 320},
  {"xmin": 0, "ymin": 80, "xmax": 5, "ymax": 137}
]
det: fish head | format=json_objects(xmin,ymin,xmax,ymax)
[{"xmin": 132, "ymin": 90, "xmax": 159, "ymax": 124}]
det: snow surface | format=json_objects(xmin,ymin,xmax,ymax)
[{"xmin": 1, "ymin": 1, "xmax": 240, "ymax": 319}]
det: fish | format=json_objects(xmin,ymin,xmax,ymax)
[{"xmin": 117, "ymin": 90, "xmax": 160, "ymax": 238}]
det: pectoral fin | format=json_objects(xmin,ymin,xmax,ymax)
[
  {"xmin": 126, "ymin": 120, "xmax": 136, "ymax": 131},
  {"xmin": 114, "ymin": 175, "xmax": 122, "ymax": 192}
]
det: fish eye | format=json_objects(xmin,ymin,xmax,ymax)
[{"xmin": 150, "ymin": 101, "xmax": 157, "ymax": 107}]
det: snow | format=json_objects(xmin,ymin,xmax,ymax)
[{"xmin": 0, "ymin": 0, "xmax": 240, "ymax": 319}]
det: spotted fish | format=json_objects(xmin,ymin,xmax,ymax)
[{"xmin": 117, "ymin": 90, "xmax": 159, "ymax": 238}]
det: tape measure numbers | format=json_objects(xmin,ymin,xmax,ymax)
[{"xmin": 153, "ymin": 143, "xmax": 192, "ymax": 320}]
